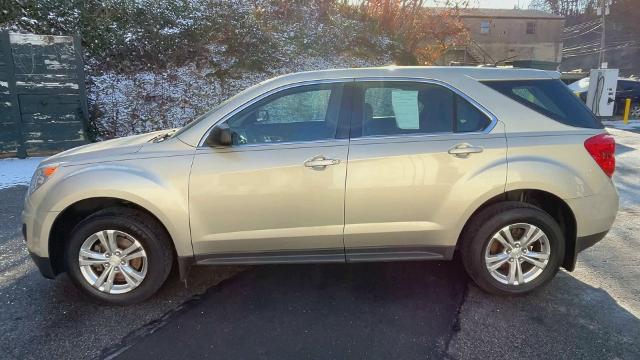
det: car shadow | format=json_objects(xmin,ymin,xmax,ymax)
[
  {"xmin": 448, "ymin": 270, "xmax": 640, "ymax": 359},
  {"xmin": 107, "ymin": 259, "xmax": 639, "ymax": 360},
  {"xmin": 108, "ymin": 260, "xmax": 469, "ymax": 359}
]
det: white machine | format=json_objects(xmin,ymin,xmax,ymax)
[{"xmin": 586, "ymin": 68, "xmax": 618, "ymax": 117}]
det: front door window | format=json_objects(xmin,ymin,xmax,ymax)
[{"xmin": 226, "ymin": 84, "xmax": 343, "ymax": 145}]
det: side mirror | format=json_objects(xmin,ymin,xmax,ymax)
[{"xmin": 206, "ymin": 123, "xmax": 233, "ymax": 147}]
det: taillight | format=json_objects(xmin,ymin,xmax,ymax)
[{"xmin": 584, "ymin": 133, "xmax": 616, "ymax": 178}]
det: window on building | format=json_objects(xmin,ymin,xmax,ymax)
[
  {"xmin": 480, "ymin": 20, "xmax": 490, "ymax": 34},
  {"xmin": 526, "ymin": 22, "xmax": 536, "ymax": 34}
]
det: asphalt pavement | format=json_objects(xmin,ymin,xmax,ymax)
[{"xmin": 1, "ymin": 127, "xmax": 639, "ymax": 360}]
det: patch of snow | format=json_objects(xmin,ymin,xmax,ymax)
[
  {"xmin": 0, "ymin": 157, "xmax": 44, "ymax": 189},
  {"xmin": 602, "ymin": 120, "xmax": 640, "ymax": 130}
]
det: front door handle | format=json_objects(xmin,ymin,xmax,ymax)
[
  {"xmin": 304, "ymin": 156, "xmax": 340, "ymax": 170},
  {"xmin": 448, "ymin": 144, "xmax": 484, "ymax": 158}
]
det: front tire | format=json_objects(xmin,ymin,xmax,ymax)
[
  {"xmin": 65, "ymin": 208, "xmax": 173, "ymax": 305},
  {"xmin": 461, "ymin": 202, "xmax": 565, "ymax": 295}
]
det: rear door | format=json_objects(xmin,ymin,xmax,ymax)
[{"xmin": 344, "ymin": 80, "xmax": 507, "ymax": 261}]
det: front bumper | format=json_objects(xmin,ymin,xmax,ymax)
[
  {"xmin": 29, "ymin": 252, "xmax": 56, "ymax": 279},
  {"xmin": 23, "ymin": 223, "xmax": 56, "ymax": 279}
]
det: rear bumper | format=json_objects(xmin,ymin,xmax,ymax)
[
  {"xmin": 565, "ymin": 181, "xmax": 618, "ymax": 238},
  {"xmin": 576, "ymin": 230, "xmax": 608, "ymax": 253},
  {"xmin": 564, "ymin": 230, "xmax": 609, "ymax": 271},
  {"xmin": 563, "ymin": 181, "xmax": 617, "ymax": 271}
]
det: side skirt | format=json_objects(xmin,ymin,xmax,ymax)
[
  {"xmin": 346, "ymin": 246, "xmax": 455, "ymax": 262},
  {"xmin": 195, "ymin": 249, "xmax": 345, "ymax": 265},
  {"xmin": 193, "ymin": 246, "xmax": 455, "ymax": 266}
]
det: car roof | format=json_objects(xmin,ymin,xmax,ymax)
[{"xmin": 266, "ymin": 66, "xmax": 560, "ymax": 84}]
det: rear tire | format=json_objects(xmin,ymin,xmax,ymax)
[
  {"xmin": 460, "ymin": 202, "xmax": 565, "ymax": 295},
  {"xmin": 65, "ymin": 207, "xmax": 173, "ymax": 305}
]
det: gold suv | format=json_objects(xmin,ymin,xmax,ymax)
[{"xmin": 22, "ymin": 67, "xmax": 619, "ymax": 304}]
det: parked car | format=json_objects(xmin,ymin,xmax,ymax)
[
  {"xmin": 568, "ymin": 76, "xmax": 640, "ymax": 117},
  {"xmin": 23, "ymin": 67, "xmax": 619, "ymax": 304}
]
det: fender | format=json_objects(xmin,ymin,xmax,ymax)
[
  {"xmin": 40, "ymin": 158, "xmax": 194, "ymax": 258},
  {"xmin": 506, "ymin": 155, "xmax": 599, "ymax": 199}
]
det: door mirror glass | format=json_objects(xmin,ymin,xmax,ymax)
[{"xmin": 206, "ymin": 123, "xmax": 233, "ymax": 147}]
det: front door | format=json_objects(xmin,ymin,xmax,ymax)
[
  {"xmin": 344, "ymin": 80, "xmax": 507, "ymax": 261},
  {"xmin": 189, "ymin": 82, "xmax": 351, "ymax": 264}
]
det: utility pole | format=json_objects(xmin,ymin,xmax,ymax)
[{"xmin": 598, "ymin": 0, "xmax": 611, "ymax": 68}]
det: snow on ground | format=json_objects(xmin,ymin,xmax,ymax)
[
  {"xmin": 607, "ymin": 127, "xmax": 640, "ymax": 212},
  {"xmin": 602, "ymin": 119, "xmax": 640, "ymax": 131},
  {"xmin": 0, "ymin": 157, "xmax": 43, "ymax": 189}
]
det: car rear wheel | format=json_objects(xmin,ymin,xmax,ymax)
[
  {"xmin": 65, "ymin": 208, "xmax": 173, "ymax": 304},
  {"xmin": 461, "ymin": 202, "xmax": 565, "ymax": 295}
]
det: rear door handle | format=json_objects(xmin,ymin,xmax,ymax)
[
  {"xmin": 448, "ymin": 144, "xmax": 484, "ymax": 157},
  {"xmin": 304, "ymin": 156, "xmax": 341, "ymax": 170}
]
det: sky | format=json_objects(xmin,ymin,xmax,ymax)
[{"xmin": 464, "ymin": 0, "xmax": 532, "ymax": 8}]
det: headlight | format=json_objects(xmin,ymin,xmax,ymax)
[{"xmin": 28, "ymin": 164, "xmax": 59, "ymax": 196}]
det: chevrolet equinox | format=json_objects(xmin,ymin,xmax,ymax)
[{"xmin": 23, "ymin": 67, "xmax": 619, "ymax": 304}]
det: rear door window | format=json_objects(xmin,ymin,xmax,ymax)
[
  {"xmin": 483, "ymin": 79, "xmax": 602, "ymax": 129},
  {"xmin": 359, "ymin": 81, "xmax": 491, "ymax": 137}
]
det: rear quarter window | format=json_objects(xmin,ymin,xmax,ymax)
[{"xmin": 482, "ymin": 79, "xmax": 603, "ymax": 129}]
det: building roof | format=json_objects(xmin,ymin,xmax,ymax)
[{"xmin": 457, "ymin": 8, "xmax": 564, "ymax": 19}]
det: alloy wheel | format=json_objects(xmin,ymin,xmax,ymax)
[
  {"xmin": 78, "ymin": 230, "xmax": 148, "ymax": 294},
  {"xmin": 484, "ymin": 223, "xmax": 551, "ymax": 286}
]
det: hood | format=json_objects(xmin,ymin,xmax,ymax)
[{"xmin": 42, "ymin": 130, "xmax": 170, "ymax": 166}]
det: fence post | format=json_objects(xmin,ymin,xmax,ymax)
[
  {"xmin": 1, "ymin": 31, "xmax": 27, "ymax": 158},
  {"xmin": 73, "ymin": 33, "xmax": 90, "ymax": 142}
]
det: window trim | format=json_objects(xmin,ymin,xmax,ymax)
[
  {"xmin": 197, "ymin": 78, "xmax": 354, "ymax": 148},
  {"xmin": 351, "ymin": 78, "xmax": 498, "ymax": 140},
  {"xmin": 197, "ymin": 77, "xmax": 499, "ymax": 147}
]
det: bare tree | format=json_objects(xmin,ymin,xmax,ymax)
[
  {"xmin": 361, "ymin": 0, "xmax": 470, "ymax": 64},
  {"xmin": 528, "ymin": 0, "xmax": 597, "ymax": 16}
]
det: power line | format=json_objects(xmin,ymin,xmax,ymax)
[
  {"xmin": 563, "ymin": 41, "xmax": 640, "ymax": 57},
  {"xmin": 563, "ymin": 18, "xmax": 601, "ymax": 33},
  {"xmin": 562, "ymin": 23, "xmax": 601, "ymax": 39}
]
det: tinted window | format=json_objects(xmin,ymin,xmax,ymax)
[
  {"xmin": 226, "ymin": 84, "xmax": 342, "ymax": 145},
  {"xmin": 361, "ymin": 82, "xmax": 490, "ymax": 136},
  {"xmin": 483, "ymin": 79, "xmax": 603, "ymax": 129},
  {"xmin": 457, "ymin": 96, "xmax": 490, "ymax": 132}
]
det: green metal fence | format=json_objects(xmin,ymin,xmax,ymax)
[{"xmin": 0, "ymin": 31, "xmax": 88, "ymax": 158}]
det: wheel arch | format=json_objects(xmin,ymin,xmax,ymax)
[
  {"xmin": 458, "ymin": 189, "xmax": 578, "ymax": 271},
  {"xmin": 48, "ymin": 197, "xmax": 186, "ymax": 277}
]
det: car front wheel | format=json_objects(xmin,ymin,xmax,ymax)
[
  {"xmin": 461, "ymin": 202, "xmax": 565, "ymax": 295},
  {"xmin": 65, "ymin": 208, "xmax": 173, "ymax": 304}
]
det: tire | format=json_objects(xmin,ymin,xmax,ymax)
[
  {"xmin": 65, "ymin": 207, "xmax": 173, "ymax": 305},
  {"xmin": 460, "ymin": 201, "xmax": 565, "ymax": 295}
]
